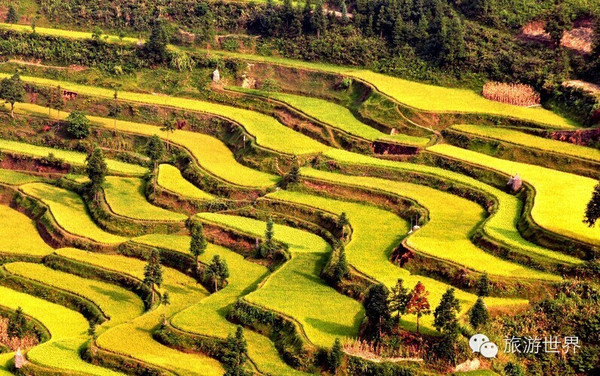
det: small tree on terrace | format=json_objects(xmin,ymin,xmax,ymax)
[
  {"xmin": 205, "ymin": 255, "xmax": 229, "ymax": 292},
  {"xmin": 260, "ymin": 217, "xmax": 277, "ymax": 258},
  {"xmin": 143, "ymin": 250, "xmax": 164, "ymax": 302},
  {"xmin": 328, "ymin": 338, "xmax": 343, "ymax": 374},
  {"xmin": 65, "ymin": 111, "xmax": 90, "ymax": 139},
  {"xmin": 389, "ymin": 278, "xmax": 410, "ymax": 326},
  {"xmin": 477, "ymin": 271, "xmax": 490, "ymax": 297},
  {"xmin": 406, "ymin": 281, "xmax": 430, "ymax": 334},
  {"xmin": 146, "ymin": 135, "xmax": 166, "ymax": 168},
  {"xmin": 86, "ymin": 147, "xmax": 108, "ymax": 198},
  {"xmin": 222, "ymin": 326, "xmax": 248, "ymax": 369},
  {"xmin": 145, "ymin": 18, "xmax": 170, "ymax": 64},
  {"xmin": 160, "ymin": 120, "xmax": 177, "ymax": 150},
  {"xmin": 111, "ymin": 89, "xmax": 121, "ymax": 133},
  {"xmin": 189, "ymin": 220, "xmax": 207, "ymax": 267},
  {"xmin": 48, "ymin": 85, "xmax": 65, "ymax": 122},
  {"xmin": 337, "ymin": 212, "xmax": 349, "ymax": 240},
  {"xmin": 332, "ymin": 246, "xmax": 349, "ymax": 284},
  {"xmin": 6, "ymin": 5, "xmax": 18, "ymax": 24},
  {"xmin": 363, "ymin": 283, "xmax": 391, "ymax": 340},
  {"xmin": 433, "ymin": 288, "xmax": 460, "ymax": 333},
  {"xmin": 469, "ymin": 297, "xmax": 489, "ymax": 329},
  {"xmin": 584, "ymin": 181, "xmax": 600, "ymax": 227},
  {"xmin": 7, "ymin": 307, "xmax": 27, "ymax": 339},
  {"xmin": 0, "ymin": 73, "xmax": 25, "ymax": 118}
]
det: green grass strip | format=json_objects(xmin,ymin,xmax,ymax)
[
  {"xmin": 157, "ymin": 164, "xmax": 214, "ymax": 200},
  {"xmin": 0, "ymin": 169, "xmax": 43, "ymax": 185},
  {"xmin": 0, "ymin": 137, "xmax": 147, "ymax": 176},
  {"xmin": 103, "ymin": 176, "xmax": 187, "ymax": 221},
  {"xmin": 134, "ymin": 235, "xmax": 309, "ymax": 376},
  {"xmin": 428, "ymin": 144, "xmax": 600, "ymax": 246},
  {"xmin": 194, "ymin": 213, "xmax": 364, "ymax": 348},
  {"xmin": 452, "ymin": 124, "xmax": 600, "ymax": 162},
  {"xmin": 0, "ymin": 204, "xmax": 54, "ymax": 256},
  {"xmin": 0, "ymin": 285, "xmax": 123, "ymax": 375},
  {"xmin": 230, "ymin": 87, "xmax": 430, "ymax": 146},
  {"xmin": 20, "ymin": 182, "xmax": 127, "ymax": 244},
  {"xmin": 5, "ymin": 262, "xmax": 144, "ymax": 327}
]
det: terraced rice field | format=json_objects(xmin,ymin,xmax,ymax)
[
  {"xmin": 0, "ymin": 169, "xmax": 43, "ymax": 185},
  {"xmin": 0, "ymin": 137, "xmax": 147, "ymax": 175},
  {"xmin": 428, "ymin": 144, "xmax": 600, "ymax": 246},
  {"xmin": 231, "ymin": 87, "xmax": 431, "ymax": 146},
  {"xmin": 451, "ymin": 124, "xmax": 600, "ymax": 161},
  {"xmin": 19, "ymin": 182, "xmax": 127, "ymax": 244},
  {"xmin": 103, "ymin": 176, "xmax": 187, "ymax": 221},
  {"xmin": 0, "ymin": 205, "xmax": 54, "ymax": 256},
  {"xmin": 157, "ymin": 164, "xmax": 214, "ymax": 200}
]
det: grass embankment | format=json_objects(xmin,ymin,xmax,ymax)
[
  {"xmin": 301, "ymin": 168, "xmax": 582, "ymax": 266},
  {"xmin": 19, "ymin": 182, "xmax": 127, "ymax": 244},
  {"xmin": 103, "ymin": 176, "xmax": 187, "ymax": 221},
  {"xmin": 267, "ymin": 190, "xmax": 529, "ymax": 331},
  {"xmin": 134, "ymin": 235, "xmax": 309, "ymax": 376},
  {"xmin": 428, "ymin": 144, "xmax": 600, "ymax": 246},
  {"xmin": 0, "ymin": 23, "xmax": 575, "ymax": 128},
  {"xmin": 0, "ymin": 285, "xmax": 123, "ymax": 375},
  {"xmin": 0, "ymin": 169, "xmax": 44, "ymax": 185},
  {"xmin": 157, "ymin": 164, "xmax": 214, "ymax": 200},
  {"xmin": 0, "ymin": 22, "xmax": 139, "ymax": 44},
  {"xmin": 193, "ymin": 213, "xmax": 364, "ymax": 348},
  {"xmin": 53, "ymin": 248, "xmax": 225, "ymax": 376},
  {"xmin": 230, "ymin": 87, "xmax": 430, "ymax": 147},
  {"xmin": 10, "ymin": 101, "xmax": 277, "ymax": 187},
  {"xmin": 4, "ymin": 262, "xmax": 144, "ymax": 327},
  {"xmin": 0, "ymin": 205, "xmax": 54, "ymax": 256},
  {"xmin": 451, "ymin": 124, "xmax": 600, "ymax": 162},
  {"xmin": 0, "ymin": 137, "xmax": 147, "ymax": 176}
]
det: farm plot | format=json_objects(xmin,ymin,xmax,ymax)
[
  {"xmin": 195, "ymin": 212, "xmax": 364, "ymax": 348},
  {"xmin": 301, "ymin": 168, "xmax": 582, "ymax": 266},
  {"xmin": 0, "ymin": 169, "xmax": 43, "ymax": 185},
  {"xmin": 157, "ymin": 164, "xmax": 214, "ymax": 200},
  {"xmin": 53, "ymin": 248, "xmax": 225, "ymax": 376},
  {"xmin": 0, "ymin": 137, "xmax": 147, "ymax": 176},
  {"xmin": 19, "ymin": 182, "xmax": 127, "ymax": 244},
  {"xmin": 428, "ymin": 144, "xmax": 600, "ymax": 246},
  {"xmin": 231, "ymin": 87, "xmax": 430, "ymax": 146},
  {"xmin": 451, "ymin": 124, "xmax": 600, "ymax": 162},
  {"xmin": 0, "ymin": 23, "xmax": 139, "ymax": 43},
  {"xmin": 103, "ymin": 176, "xmax": 187, "ymax": 221},
  {"xmin": 4, "ymin": 262, "xmax": 144, "ymax": 327},
  {"xmin": 266, "ymin": 190, "xmax": 529, "ymax": 331},
  {"xmin": 12, "ymin": 102, "xmax": 277, "ymax": 188},
  {"xmin": 133, "ymin": 235, "xmax": 309, "ymax": 376},
  {"xmin": 0, "ymin": 205, "xmax": 54, "ymax": 257},
  {"xmin": 0, "ymin": 285, "xmax": 123, "ymax": 375}
]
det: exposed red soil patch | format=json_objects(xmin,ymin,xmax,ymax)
[{"xmin": 520, "ymin": 19, "xmax": 595, "ymax": 54}]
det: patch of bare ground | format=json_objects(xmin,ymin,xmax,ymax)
[
  {"xmin": 564, "ymin": 80, "xmax": 600, "ymax": 96},
  {"xmin": 520, "ymin": 19, "xmax": 594, "ymax": 54}
]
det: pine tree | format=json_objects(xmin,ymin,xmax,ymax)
[
  {"xmin": 477, "ymin": 271, "xmax": 490, "ymax": 297},
  {"xmin": 161, "ymin": 291, "xmax": 171, "ymax": 306},
  {"xmin": 146, "ymin": 18, "xmax": 170, "ymax": 63},
  {"xmin": 0, "ymin": 73, "xmax": 25, "ymax": 118},
  {"xmin": 146, "ymin": 135, "xmax": 166, "ymax": 168},
  {"xmin": 223, "ymin": 326, "xmax": 248, "ymax": 369},
  {"xmin": 328, "ymin": 338, "xmax": 343, "ymax": 373},
  {"xmin": 584, "ymin": 181, "xmax": 600, "ymax": 227},
  {"xmin": 5, "ymin": 5, "xmax": 18, "ymax": 24},
  {"xmin": 389, "ymin": 278, "xmax": 410, "ymax": 326},
  {"xmin": 86, "ymin": 147, "xmax": 108, "ymax": 196},
  {"xmin": 302, "ymin": 0, "xmax": 315, "ymax": 34},
  {"xmin": 189, "ymin": 220, "xmax": 208, "ymax": 266},
  {"xmin": 337, "ymin": 212, "xmax": 349, "ymax": 239},
  {"xmin": 406, "ymin": 281, "xmax": 430, "ymax": 334},
  {"xmin": 260, "ymin": 217, "xmax": 277, "ymax": 258},
  {"xmin": 7, "ymin": 307, "xmax": 27, "ymax": 339},
  {"xmin": 144, "ymin": 250, "xmax": 164, "ymax": 302},
  {"xmin": 314, "ymin": 0, "xmax": 328, "ymax": 38},
  {"xmin": 469, "ymin": 297, "xmax": 489, "ymax": 329},
  {"xmin": 333, "ymin": 246, "xmax": 349, "ymax": 284},
  {"xmin": 364, "ymin": 283, "xmax": 391, "ymax": 339},
  {"xmin": 341, "ymin": 1, "xmax": 349, "ymax": 24},
  {"xmin": 433, "ymin": 288, "xmax": 460, "ymax": 333}
]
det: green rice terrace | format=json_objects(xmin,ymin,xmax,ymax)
[{"xmin": 0, "ymin": 2, "xmax": 599, "ymax": 375}]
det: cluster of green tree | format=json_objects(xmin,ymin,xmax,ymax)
[{"xmin": 360, "ymin": 273, "xmax": 491, "ymax": 366}]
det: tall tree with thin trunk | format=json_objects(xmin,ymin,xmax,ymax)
[
  {"xmin": 406, "ymin": 281, "xmax": 430, "ymax": 334},
  {"xmin": 189, "ymin": 220, "xmax": 207, "ymax": 267},
  {"xmin": 0, "ymin": 73, "xmax": 25, "ymax": 118},
  {"xmin": 85, "ymin": 147, "xmax": 108, "ymax": 198},
  {"xmin": 146, "ymin": 135, "xmax": 165, "ymax": 169},
  {"xmin": 143, "ymin": 250, "xmax": 163, "ymax": 302},
  {"xmin": 389, "ymin": 278, "xmax": 410, "ymax": 326},
  {"xmin": 160, "ymin": 120, "xmax": 177, "ymax": 150},
  {"xmin": 584, "ymin": 181, "xmax": 600, "ymax": 227},
  {"xmin": 205, "ymin": 255, "xmax": 229, "ymax": 292}
]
